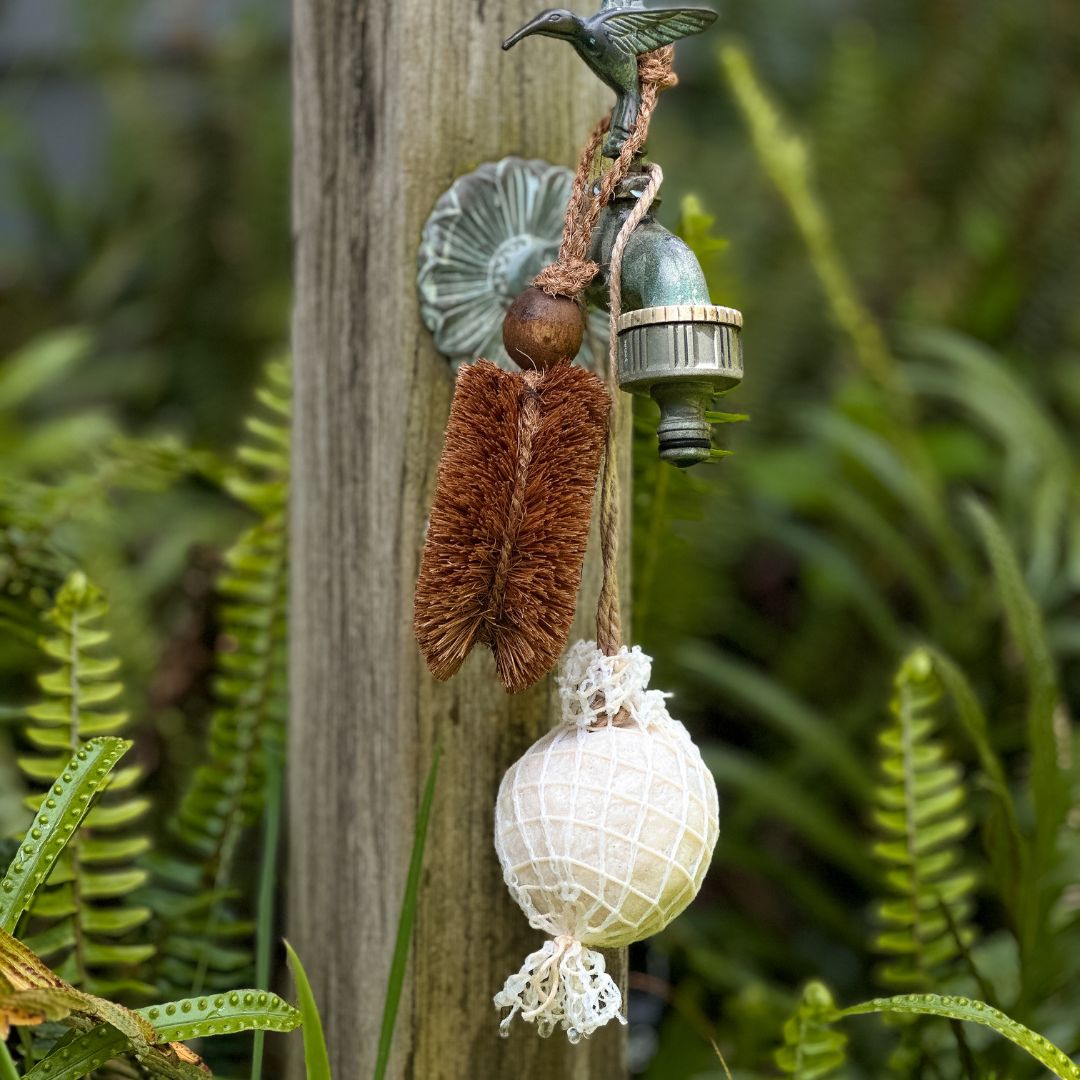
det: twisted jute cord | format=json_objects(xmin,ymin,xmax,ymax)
[
  {"xmin": 529, "ymin": 46, "xmax": 676, "ymax": 661},
  {"xmin": 595, "ymin": 162, "xmax": 663, "ymax": 658},
  {"xmin": 487, "ymin": 372, "xmax": 542, "ymax": 634},
  {"xmin": 532, "ymin": 47, "xmax": 677, "ymax": 299}
]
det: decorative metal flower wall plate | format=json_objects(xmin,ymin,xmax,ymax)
[{"xmin": 417, "ymin": 157, "xmax": 607, "ymax": 371}]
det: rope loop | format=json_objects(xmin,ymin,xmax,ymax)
[
  {"xmin": 532, "ymin": 49, "xmax": 673, "ymax": 656},
  {"xmin": 594, "ymin": 162, "xmax": 662, "ymax": 657},
  {"xmin": 532, "ymin": 46, "xmax": 676, "ymax": 299}
]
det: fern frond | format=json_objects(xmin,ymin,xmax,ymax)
[
  {"xmin": 775, "ymin": 980, "xmax": 847, "ymax": 1079},
  {"xmin": 17, "ymin": 574, "xmax": 153, "ymax": 999},
  {"xmin": 842, "ymin": 994, "xmax": 1080, "ymax": 1080},
  {"xmin": 0, "ymin": 435, "xmax": 219, "ymax": 544},
  {"xmin": 153, "ymin": 359, "xmax": 290, "ymax": 996},
  {"xmin": 871, "ymin": 648, "xmax": 978, "ymax": 987},
  {"xmin": 0, "ymin": 912, "xmax": 298, "ymax": 1079},
  {"xmin": 811, "ymin": 23, "xmax": 901, "ymax": 290},
  {"xmin": 222, "ymin": 360, "xmax": 291, "ymax": 516},
  {"xmin": 0, "ymin": 431, "xmax": 223, "ymax": 685},
  {"xmin": 719, "ymin": 43, "xmax": 903, "ymax": 401},
  {"xmin": 23, "ymin": 989, "xmax": 300, "ymax": 1080},
  {"xmin": 0, "ymin": 524, "xmax": 69, "ymax": 652}
]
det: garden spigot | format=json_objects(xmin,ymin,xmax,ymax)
[
  {"xmin": 615, "ymin": 304, "xmax": 743, "ymax": 467},
  {"xmin": 579, "ymin": 171, "xmax": 745, "ymax": 468}
]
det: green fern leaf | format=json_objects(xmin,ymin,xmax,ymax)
[
  {"xmin": 775, "ymin": 980, "xmax": 847, "ymax": 1079},
  {"xmin": 154, "ymin": 359, "xmax": 290, "ymax": 997},
  {"xmin": 23, "ymin": 989, "xmax": 300, "ymax": 1080},
  {"xmin": 0, "ymin": 737, "xmax": 131, "ymax": 935},
  {"xmin": 871, "ymin": 648, "xmax": 978, "ymax": 987},
  {"xmin": 842, "ymin": 994, "xmax": 1080, "ymax": 1079},
  {"xmin": 0, "ymin": 525, "xmax": 69, "ymax": 651},
  {"xmin": 0, "ymin": 924, "xmax": 156, "ymax": 1054},
  {"xmin": 719, "ymin": 43, "xmax": 903, "ymax": 401},
  {"xmin": 16, "ymin": 574, "xmax": 153, "ymax": 999}
]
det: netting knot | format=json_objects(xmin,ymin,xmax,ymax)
[{"xmin": 558, "ymin": 639, "xmax": 671, "ymax": 729}]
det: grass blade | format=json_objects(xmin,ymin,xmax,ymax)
[
  {"xmin": 285, "ymin": 940, "xmax": 331, "ymax": 1080},
  {"xmin": 251, "ymin": 742, "xmax": 284, "ymax": 1080},
  {"xmin": 966, "ymin": 500, "xmax": 1065, "ymax": 828},
  {"xmin": 966, "ymin": 497, "xmax": 1067, "ymax": 975},
  {"xmin": 0, "ymin": 1042, "xmax": 19, "ymax": 1080},
  {"xmin": 373, "ymin": 746, "xmax": 441, "ymax": 1080},
  {"xmin": 925, "ymin": 645, "xmax": 1024, "ymax": 914}
]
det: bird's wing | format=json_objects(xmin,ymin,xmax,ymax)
[
  {"xmin": 600, "ymin": 0, "xmax": 647, "ymax": 10},
  {"xmin": 599, "ymin": 7, "xmax": 717, "ymax": 54}
]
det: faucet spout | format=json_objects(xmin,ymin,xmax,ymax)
[
  {"xmin": 583, "ymin": 174, "xmax": 744, "ymax": 466},
  {"xmin": 584, "ymin": 179, "xmax": 710, "ymax": 311}
]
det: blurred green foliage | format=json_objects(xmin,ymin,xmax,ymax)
[
  {"xmin": 634, "ymin": 6, "xmax": 1079, "ymax": 1076},
  {"xmin": 1, "ymin": 0, "xmax": 1078, "ymax": 1077},
  {"xmin": 0, "ymin": 6, "xmax": 291, "ymax": 1072},
  {"xmin": 0, "ymin": 2, "xmax": 290, "ymax": 445}
]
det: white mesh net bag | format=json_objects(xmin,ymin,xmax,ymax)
[{"xmin": 493, "ymin": 640, "xmax": 719, "ymax": 1042}]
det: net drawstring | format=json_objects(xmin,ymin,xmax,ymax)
[{"xmin": 494, "ymin": 934, "xmax": 624, "ymax": 1043}]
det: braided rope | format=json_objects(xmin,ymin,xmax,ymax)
[
  {"xmin": 486, "ymin": 372, "xmax": 542, "ymax": 636},
  {"xmin": 532, "ymin": 47, "xmax": 677, "ymax": 298}
]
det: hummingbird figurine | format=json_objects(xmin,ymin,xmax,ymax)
[{"xmin": 503, "ymin": 0, "xmax": 717, "ymax": 157}]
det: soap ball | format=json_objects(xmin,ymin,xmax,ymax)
[
  {"xmin": 492, "ymin": 641, "xmax": 719, "ymax": 1042},
  {"xmin": 502, "ymin": 287, "xmax": 585, "ymax": 370},
  {"xmin": 495, "ymin": 700, "xmax": 719, "ymax": 949}
]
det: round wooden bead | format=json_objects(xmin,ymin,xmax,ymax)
[{"xmin": 502, "ymin": 287, "xmax": 585, "ymax": 370}]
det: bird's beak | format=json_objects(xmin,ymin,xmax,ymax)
[{"xmin": 502, "ymin": 14, "xmax": 550, "ymax": 50}]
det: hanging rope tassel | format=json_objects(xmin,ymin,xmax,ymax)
[
  {"xmin": 493, "ymin": 935, "xmax": 624, "ymax": 1043},
  {"xmin": 493, "ymin": 54, "xmax": 710, "ymax": 1049}
]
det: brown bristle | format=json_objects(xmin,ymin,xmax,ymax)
[{"xmin": 414, "ymin": 359, "xmax": 609, "ymax": 693}]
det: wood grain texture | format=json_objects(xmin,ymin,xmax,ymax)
[{"xmin": 289, "ymin": 1, "xmax": 630, "ymax": 1076}]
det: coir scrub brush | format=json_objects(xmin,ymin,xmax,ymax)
[
  {"xmin": 414, "ymin": 299, "xmax": 609, "ymax": 694},
  {"xmin": 415, "ymin": 41, "xmax": 674, "ymax": 693}
]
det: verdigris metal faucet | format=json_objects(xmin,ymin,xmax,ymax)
[
  {"xmin": 417, "ymin": 1, "xmax": 743, "ymax": 467},
  {"xmin": 585, "ymin": 168, "xmax": 743, "ymax": 466}
]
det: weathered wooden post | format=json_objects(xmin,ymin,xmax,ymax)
[{"xmin": 288, "ymin": 1, "xmax": 629, "ymax": 1076}]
